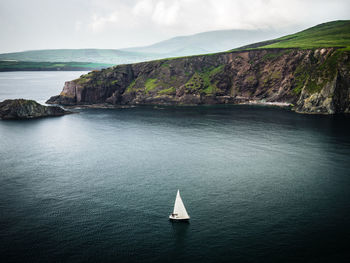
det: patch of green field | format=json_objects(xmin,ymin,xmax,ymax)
[
  {"xmin": 0, "ymin": 61, "xmax": 113, "ymax": 71},
  {"xmin": 185, "ymin": 65, "xmax": 224, "ymax": 95},
  {"xmin": 292, "ymin": 65, "xmax": 308, "ymax": 95},
  {"xmin": 185, "ymin": 72, "xmax": 202, "ymax": 90},
  {"xmin": 158, "ymin": 87, "xmax": 176, "ymax": 95},
  {"xmin": 161, "ymin": 62, "xmax": 170, "ymax": 68},
  {"xmin": 0, "ymin": 49, "xmax": 157, "ymax": 65},
  {"xmin": 75, "ymin": 77, "xmax": 91, "ymax": 85},
  {"xmin": 240, "ymin": 20, "xmax": 350, "ymax": 50},
  {"xmin": 305, "ymin": 80, "xmax": 320, "ymax": 93},
  {"xmin": 145, "ymin": 78, "xmax": 158, "ymax": 93},
  {"xmin": 125, "ymin": 79, "xmax": 137, "ymax": 93}
]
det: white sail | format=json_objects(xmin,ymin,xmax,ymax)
[{"xmin": 171, "ymin": 189, "xmax": 190, "ymax": 220}]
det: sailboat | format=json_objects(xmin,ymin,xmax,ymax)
[{"xmin": 169, "ymin": 189, "xmax": 190, "ymax": 221}]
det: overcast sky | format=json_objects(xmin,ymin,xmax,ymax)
[{"xmin": 0, "ymin": 0, "xmax": 349, "ymax": 53}]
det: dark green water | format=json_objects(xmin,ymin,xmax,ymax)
[{"xmin": 0, "ymin": 72, "xmax": 350, "ymax": 262}]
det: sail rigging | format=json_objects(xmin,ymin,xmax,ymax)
[{"xmin": 169, "ymin": 189, "xmax": 190, "ymax": 220}]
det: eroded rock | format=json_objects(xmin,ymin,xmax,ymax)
[{"xmin": 0, "ymin": 99, "xmax": 73, "ymax": 120}]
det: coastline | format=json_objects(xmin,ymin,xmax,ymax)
[{"xmin": 56, "ymin": 100, "xmax": 292, "ymax": 110}]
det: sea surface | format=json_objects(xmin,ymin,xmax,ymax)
[{"xmin": 0, "ymin": 72, "xmax": 350, "ymax": 263}]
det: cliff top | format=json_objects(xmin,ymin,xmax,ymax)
[{"xmin": 237, "ymin": 20, "xmax": 350, "ymax": 51}]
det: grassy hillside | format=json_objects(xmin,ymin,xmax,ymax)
[
  {"xmin": 237, "ymin": 20, "xmax": 350, "ymax": 50},
  {"xmin": 0, "ymin": 28, "xmax": 284, "ymax": 65},
  {"xmin": 0, "ymin": 61, "xmax": 113, "ymax": 72},
  {"xmin": 0, "ymin": 49, "xmax": 156, "ymax": 64}
]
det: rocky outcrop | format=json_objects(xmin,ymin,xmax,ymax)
[
  {"xmin": 0, "ymin": 99, "xmax": 72, "ymax": 120},
  {"xmin": 47, "ymin": 48, "xmax": 350, "ymax": 114}
]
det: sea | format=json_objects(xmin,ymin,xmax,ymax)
[{"xmin": 0, "ymin": 71, "xmax": 349, "ymax": 263}]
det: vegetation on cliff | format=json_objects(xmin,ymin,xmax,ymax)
[
  {"xmin": 238, "ymin": 20, "xmax": 350, "ymax": 50},
  {"xmin": 47, "ymin": 21, "xmax": 350, "ymax": 114}
]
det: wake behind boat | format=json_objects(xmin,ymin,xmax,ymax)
[{"xmin": 169, "ymin": 189, "xmax": 190, "ymax": 221}]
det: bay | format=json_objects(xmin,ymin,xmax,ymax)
[{"xmin": 0, "ymin": 72, "xmax": 349, "ymax": 262}]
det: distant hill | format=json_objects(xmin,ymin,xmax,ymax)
[
  {"xmin": 0, "ymin": 61, "xmax": 114, "ymax": 72},
  {"xmin": 0, "ymin": 28, "xmax": 283, "ymax": 67},
  {"xmin": 122, "ymin": 28, "xmax": 283, "ymax": 56},
  {"xmin": 2, "ymin": 21, "xmax": 348, "ymax": 72},
  {"xmin": 237, "ymin": 20, "xmax": 350, "ymax": 50},
  {"xmin": 0, "ymin": 49, "xmax": 156, "ymax": 64}
]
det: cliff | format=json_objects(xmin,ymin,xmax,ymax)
[
  {"xmin": 0, "ymin": 99, "xmax": 72, "ymax": 120},
  {"xmin": 47, "ymin": 48, "xmax": 350, "ymax": 114}
]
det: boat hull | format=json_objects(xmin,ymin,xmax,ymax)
[{"xmin": 169, "ymin": 215, "xmax": 190, "ymax": 221}]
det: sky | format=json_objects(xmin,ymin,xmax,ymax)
[{"xmin": 0, "ymin": 0, "xmax": 349, "ymax": 53}]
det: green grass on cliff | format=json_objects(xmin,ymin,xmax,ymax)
[
  {"xmin": 158, "ymin": 87, "xmax": 176, "ymax": 95},
  {"xmin": 185, "ymin": 65, "xmax": 224, "ymax": 95},
  {"xmin": 237, "ymin": 20, "xmax": 350, "ymax": 50},
  {"xmin": 145, "ymin": 78, "xmax": 158, "ymax": 93},
  {"xmin": 125, "ymin": 78, "xmax": 159, "ymax": 94},
  {"xmin": 290, "ymin": 46, "xmax": 346, "ymax": 96},
  {"xmin": 126, "ymin": 79, "xmax": 136, "ymax": 93}
]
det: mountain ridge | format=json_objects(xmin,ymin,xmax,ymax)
[
  {"xmin": 122, "ymin": 28, "xmax": 284, "ymax": 56},
  {"xmin": 0, "ymin": 28, "xmax": 286, "ymax": 65}
]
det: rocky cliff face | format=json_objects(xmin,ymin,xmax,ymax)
[
  {"xmin": 0, "ymin": 99, "xmax": 72, "ymax": 119},
  {"xmin": 47, "ymin": 48, "xmax": 350, "ymax": 114}
]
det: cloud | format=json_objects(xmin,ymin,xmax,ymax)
[
  {"xmin": 152, "ymin": 1, "xmax": 180, "ymax": 26},
  {"xmin": 75, "ymin": 21, "xmax": 83, "ymax": 31},
  {"xmin": 85, "ymin": 0, "xmax": 340, "ymax": 34},
  {"xmin": 0, "ymin": 0, "xmax": 349, "ymax": 52},
  {"xmin": 132, "ymin": 0, "xmax": 154, "ymax": 16},
  {"xmin": 89, "ymin": 11, "xmax": 119, "ymax": 32},
  {"xmin": 78, "ymin": 0, "xmax": 349, "ymax": 47}
]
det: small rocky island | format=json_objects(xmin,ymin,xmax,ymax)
[{"xmin": 0, "ymin": 99, "xmax": 72, "ymax": 120}]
